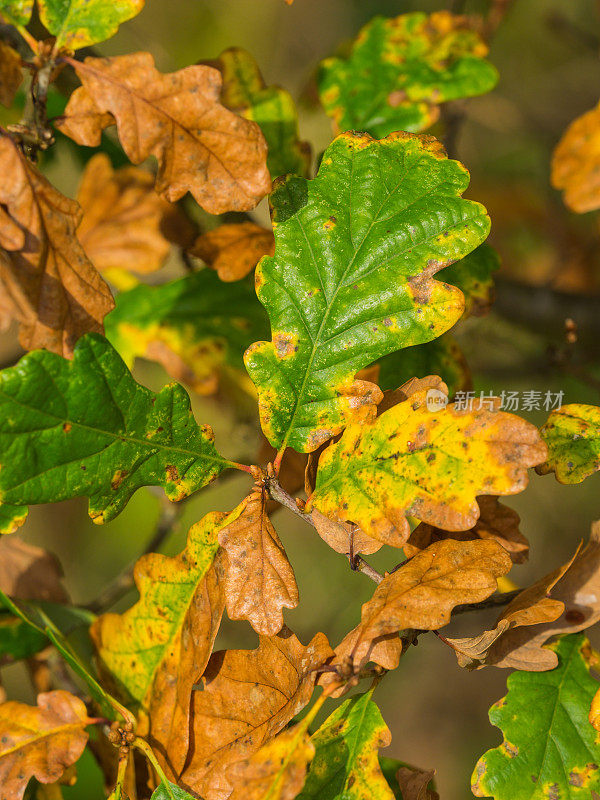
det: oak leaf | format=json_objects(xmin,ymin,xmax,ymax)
[
  {"xmin": 445, "ymin": 544, "xmax": 578, "ymax": 668},
  {"xmin": 227, "ymin": 724, "xmax": 314, "ymax": 800},
  {"xmin": 0, "ymin": 536, "xmax": 68, "ymax": 603},
  {"xmin": 0, "ymin": 690, "xmax": 90, "ymax": 799},
  {"xmin": 396, "ymin": 765, "xmax": 439, "ymax": 800},
  {"xmin": 552, "ymin": 100, "xmax": 600, "ymax": 212},
  {"xmin": 180, "ymin": 627, "xmax": 333, "ymax": 800},
  {"xmin": 0, "ymin": 0, "xmax": 32, "ymax": 27},
  {"xmin": 310, "ymin": 509, "xmax": 382, "ymax": 557},
  {"xmin": 57, "ymin": 53, "xmax": 271, "ymax": 214},
  {"xmin": 307, "ymin": 388, "xmax": 546, "ymax": 546},
  {"xmin": 218, "ymin": 489, "xmax": 299, "ymax": 636},
  {"xmin": 537, "ymin": 403, "xmax": 600, "ymax": 484},
  {"xmin": 38, "ymin": 0, "xmax": 144, "ymax": 50},
  {"xmin": 0, "ymin": 133, "xmax": 114, "ymax": 357},
  {"xmin": 476, "ymin": 522, "xmax": 600, "ymax": 671},
  {"xmin": 245, "ymin": 131, "xmax": 490, "ymax": 453},
  {"xmin": 92, "ymin": 512, "xmax": 227, "ymax": 777},
  {"xmin": 341, "ymin": 539, "xmax": 511, "ymax": 669},
  {"xmin": 76, "ymin": 153, "xmax": 177, "ymax": 280},
  {"xmin": 403, "ymin": 496, "xmax": 529, "ymax": 564},
  {"xmin": 209, "ymin": 48, "xmax": 311, "ymax": 179},
  {"xmin": 191, "ymin": 222, "xmax": 274, "ymax": 282},
  {"xmin": 0, "ymin": 41, "xmax": 22, "ymax": 107}
]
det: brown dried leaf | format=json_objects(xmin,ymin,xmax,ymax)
[
  {"xmin": 0, "ymin": 134, "xmax": 114, "ymax": 356},
  {"xmin": 0, "ymin": 536, "xmax": 68, "ymax": 603},
  {"xmin": 552, "ymin": 101, "xmax": 600, "ymax": 213},
  {"xmin": 180, "ymin": 627, "xmax": 333, "ymax": 800},
  {"xmin": 377, "ymin": 375, "xmax": 448, "ymax": 416},
  {"xmin": 482, "ymin": 523, "xmax": 600, "ymax": 670},
  {"xmin": 310, "ymin": 509, "xmax": 382, "ymax": 556},
  {"xmin": 227, "ymin": 723, "xmax": 314, "ymax": 800},
  {"xmin": 445, "ymin": 545, "xmax": 578, "ymax": 668},
  {"xmin": 191, "ymin": 222, "xmax": 274, "ymax": 282},
  {"xmin": 0, "ymin": 41, "xmax": 22, "ymax": 107},
  {"xmin": 345, "ymin": 539, "xmax": 512, "ymax": 666},
  {"xmin": 396, "ymin": 765, "xmax": 439, "ymax": 800},
  {"xmin": 0, "ymin": 691, "xmax": 90, "ymax": 799},
  {"xmin": 218, "ymin": 489, "xmax": 299, "ymax": 636},
  {"xmin": 57, "ymin": 53, "xmax": 271, "ymax": 214},
  {"xmin": 76, "ymin": 152, "xmax": 177, "ymax": 277},
  {"xmin": 404, "ymin": 496, "xmax": 529, "ymax": 564}
]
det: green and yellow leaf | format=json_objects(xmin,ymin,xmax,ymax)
[
  {"xmin": 306, "ymin": 387, "xmax": 546, "ymax": 546},
  {"xmin": 472, "ymin": 633, "xmax": 600, "ymax": 799},
  {"xmin": 244, "ymin": 130, "xmax": 490, "ymax": 454},
  {"xmin": 298, "ymin": 689, "xmax": 394, "ymax": 800},
  {"xmin": 319, "ymin": 11, "xmax": 498, "ymax": 138},
  {"xmin": 92, "ymin": 511, "xmax": 229, "ymax": 776},
  {"xmin": 212, "ymin": 47, "xmax": 311, "ymax": 179},
  {"xmin": 105, "ymin": 270, "xmax": 268, "ymax": 397},
  {"xmin": 38, "ymin": 0, "xmax": 144, "ymax": 50},
  {"xmin": 441, "ymin": 242, "xmax": 500, "ymax": 317},
  {"xmin": 0, "ymin": 0, "xmax": 32, "ymax": 28},
  {"xmin": 0, "ymin": 333, "xmax": 231, "ymax": 526},
  {"xmin": 537, "ymin": 403, "xmax": 600, "ymax": 484}
]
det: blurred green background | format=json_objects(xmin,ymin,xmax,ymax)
[{"xmin": 2, "ymin": 0, "xmax": 600, "ymax": 798}]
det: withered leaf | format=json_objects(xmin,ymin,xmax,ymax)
[
  {"xmin": 0, "ymin": 690, "xmax": 90, "ymax": 799},
  {"xmin": 180, "ymin": 627, "xmax": 332, "ymax": 800},
  {"xmin": 552, "ymin": 100, "xmax": 600, "ymax": 213},
  {"xmin": 0, "ymin": 41, "xmax": 22, "ymax": 107},
  {"xmin": 0, "ymin": 133, "xmax": 114, "ymax": 356},
  {"xmin": 404, "ymin": 496, "xmax": 529, "ymax": 564},
  {"xmin": 218, "ymin": 489, "xmax": 299, "ymax": 636},
  {"xmin": 0, "ymin": 536, "xmax": 68, "ymax": 603},
  {"xmin": 310, "ymin": 509, "xmax": 382, "ymax": 557},
  {"xmin": 344, "ymin": 540, "xmax": 512, "ymax": 667},
  {"xmin": 479, "ymin": 523, "xmax": 600, "ymax": 670},
  {"xmin": 191, "ymin": 222, "xmax": 274, "ymax": 282},
  {"xmin": 76, "ymin": 152, "xmax": 177, "ymax": 279},
  {"xmin": 57, "ymin": 53, "xmax": 271, "ymax": 214},
  {"xmin": 227, "ymin": 723, "xmax": 314, "ymax": 800},
  {"xmin": 445, "ymin": 545, "xmax": 578, "ymax": 668},
  {"xmin": 396, "ymin": 765, "xmax": 439, "ymax": 800}
]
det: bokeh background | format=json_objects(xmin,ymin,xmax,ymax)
[{"xmin": 2, "ymin": 1, "xmax": 600, "ymax": 798}]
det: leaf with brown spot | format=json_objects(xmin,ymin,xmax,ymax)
[
  {"xmin": 218, "ymin": 489, "xmax": 299, "ymax": 636},
  {"xmin": 92, "ymin": 512, "xmax": 227, "ymax": 778},
  {"xmin": 0, "ymin": 536, "xmax": 68, "ymax": 603},
  {"xmin": 0, "ymin": 690, "xmax": 90, "ymax": 799},
  {"xmin": 404, "ymin": 496, "xmax": 529, "ymax": 564},
  {"xmin": 307, "ymin": 388, "xmax": 546, "ymax": 547},
  {"xmin": 76, "ymin": 153, "xmax": 180, "ymax": 280},
  {"xmin": 342, "ymin": 540, "xmax": 511, "ymax": 669},
  {"xmin": 478, "ymin": 522, "xmax": 600, "ymax": 671},
  {"xmin": 298, "ymin": 689, "xmax": 394, "ymax": 800},
  {"xmin": 0, "ymin": 41, "xmax": 22, "ymax": 107},
  {"xmin": 56, "ymin": 53, "xmax": 271, "ymax": 214},
  {"xmin": 227, "ymin": 723, "xmax": 314, "ymax": 800},
  {"xmin": 180, "ymin": 627, "xmax": 333, "ymax": 800},
  {"xmin": 191, "ymin": 222, "xmax": 274, "ymax": 282},
  {"xmin": 0, "ymin": 133, "xmax": 114, "ymax": 357},
  {"xmin": 446, "ymin": 544, "xmax": 579, "ymax": 668},
  {"xmin": 552, "ymin": 100, "xmax": 600, "ymax": 213}
]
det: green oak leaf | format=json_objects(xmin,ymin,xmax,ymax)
[
  {"xmin": 537, "ymin": 404, "xmax": 600, "ymax": 484},
  {"xmin": 0, "ymin": 502, "xmax": 28, "ymax": 534},
  {"xmin": 441, "ymin": 242, "xmax": 500, "ymax": 317},
  {"xmin": 105, "ymin": 270, "xmax": 268, "ymax": 396},
  {"xmin": 473, "ymin": 633, "xmax": 600, "ymax": 799},
  {"xmin": 244, "ymin": 130, "xmax": 489, "ymax": 453},
  {"xmin": 0, "ymin": 333, "xmax": 231, "ymax": 526},
  {"xmin": 319, "ymin": 11, "xmax": 498, "ymax": 138},
  {"xmin": 38, "ymin": 0, "xmax": 144, "ymax": 50},
  {"xmin": 376, "ymin": 334, "xmax": 470, "ymax": 397},
  {"xmin": 0, "ymin": 611, "xmax": 48, "ymax": 660},
  {"xmin": 298, "ymin": 690, "xmax": 394, "ymax": 800},
  {"xmin": 211, "ymin": 47, "xmax": 311, "ymax": 179},
  {"xmin": 0, "ymin": 0, "xmax": 32, "ymax": 27},
  {"xmin": 151, "ymin": 782, "xmax": 195, "ymax": 800}
]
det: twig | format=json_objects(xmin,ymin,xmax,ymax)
[
  {"xmin": 85, "ymin": 497, "xmax": 188, "ymax": 614},
  {"xmin": 265, "ymin": 476, "xmax": 383, "ymax": 584}
]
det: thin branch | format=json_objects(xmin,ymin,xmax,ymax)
[{"xmin": 265, "ymin": 476, "xmax": 383, "ymax": 584}]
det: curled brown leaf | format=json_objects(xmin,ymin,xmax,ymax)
[{"xmin": 191, "ymin": 222, "xmax": 274, "ymax": 282}]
